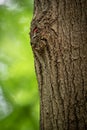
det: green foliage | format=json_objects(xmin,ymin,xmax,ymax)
[{"xmin": 0, "ymin": 0, "xmax": 39, "ymax": 130}]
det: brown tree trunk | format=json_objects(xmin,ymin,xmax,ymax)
[{"xmin": 30, "ymin": 0, "xmax": 87, "ymax": 130}]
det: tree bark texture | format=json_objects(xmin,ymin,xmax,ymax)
[{"xmin": 30, "ymin": 0, "xmax": 87, "ymax": 130}]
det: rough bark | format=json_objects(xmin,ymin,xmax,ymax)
[{"xmin": 30, "ymin": 0, "xmax": 87, "ymax": 130}]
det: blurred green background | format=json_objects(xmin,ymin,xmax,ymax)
[{"xmin": 0, "ymin": 0, "xmax": 39, "ymax": 130}]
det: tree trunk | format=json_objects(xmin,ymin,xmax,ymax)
[{"xmin": 30, "ymin": 0, "xmax": 87, "ymax": 130}]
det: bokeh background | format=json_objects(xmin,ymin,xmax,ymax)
[{"xmin": 0, "ymin": 0, "xmax": 40, "ymax": 130}]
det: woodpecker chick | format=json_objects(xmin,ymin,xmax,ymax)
[{"xmin": 32, "ymin": 27, "xmax": 38, "ymax": 38}]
